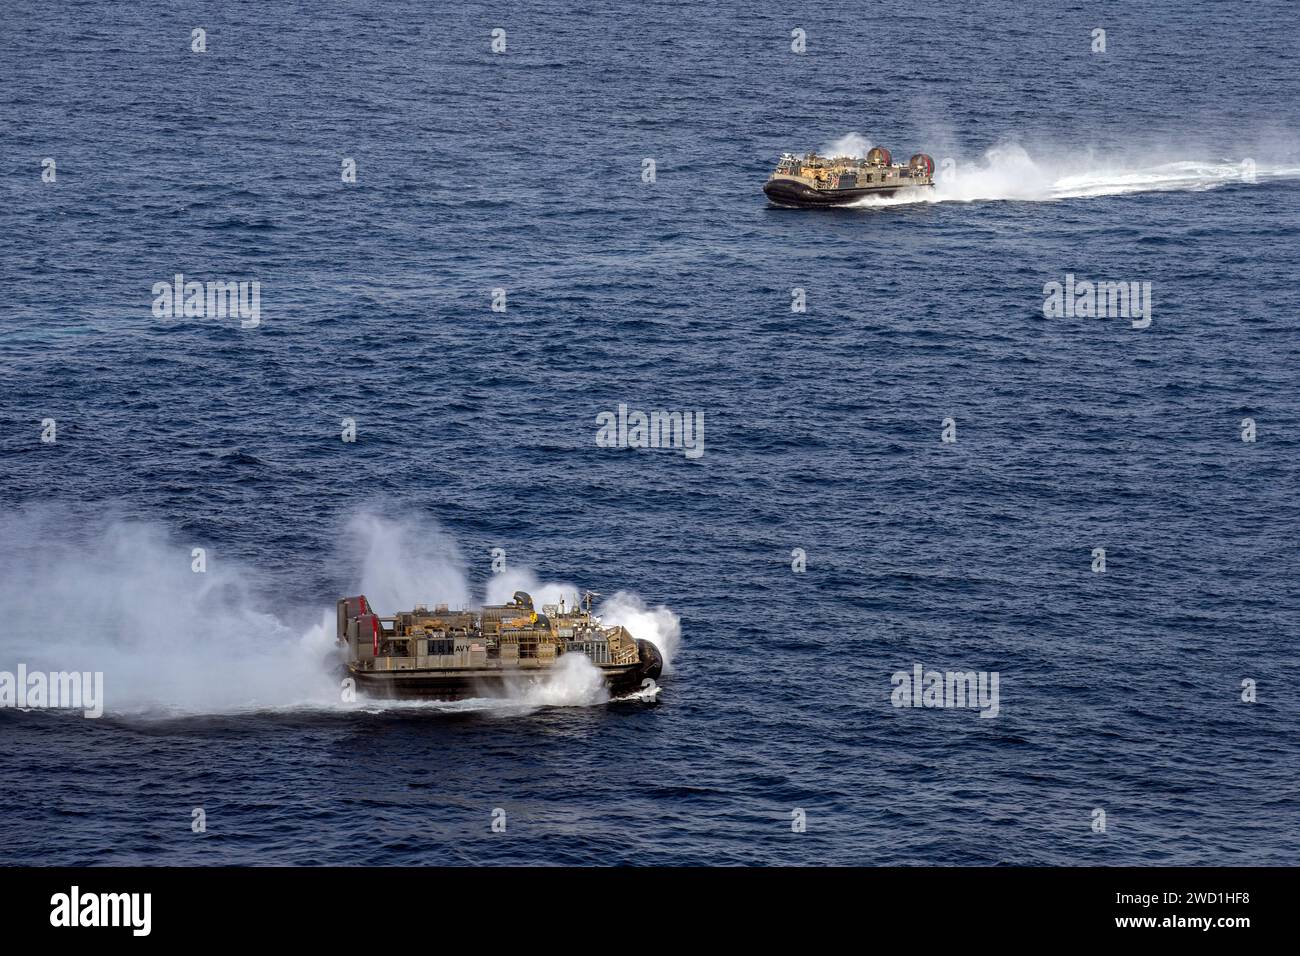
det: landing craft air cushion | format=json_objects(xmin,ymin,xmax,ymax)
[
  {"xmin": 338, "ymin": 589, "xmax": 663, "ymax": 699},
  {"xmin": 764, "ymin": 147, "xmax": 935, "ymax": 207}
]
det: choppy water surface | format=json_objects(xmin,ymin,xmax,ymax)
[{"xmin": 1, "ymin": 0, "xmax": 1298, "ymax": 864}]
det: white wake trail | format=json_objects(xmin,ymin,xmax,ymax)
[
  {"xmin": 843, "ymin": 143, "xmax": 1300, "ymax": 207},
  {"xmin": 0, "ymin": 509, "xmax": 677, "ymax": 717}
]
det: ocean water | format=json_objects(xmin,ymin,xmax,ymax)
[{"xmin": 1, "ymin": 0, "xmax": 1298, "ymax": 865}]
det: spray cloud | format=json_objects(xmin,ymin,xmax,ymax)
[{"xmin": 0, "ymin": 508, "xmax": 678, "ymax": 715}]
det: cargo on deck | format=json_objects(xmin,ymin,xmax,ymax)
[
  {"xmin": 764, "ymin": 147, "xmax": 935, "ymax": 207},
  {"xmin": 337, "ymin": 589, "xmax": 663, "ymax": 700}
]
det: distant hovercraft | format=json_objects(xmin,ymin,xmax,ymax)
[{"xmin": 764, "ymin": 147, "xmax": 935, "ymax": 207}]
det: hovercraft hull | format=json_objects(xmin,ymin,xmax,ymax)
[
  {"xmin": 348, "ymin": 638, "xmax": 664, "ymax": 701},
  {"xmin": 763, "ymin": 178, "xmax": 930, "ymax": 208}
]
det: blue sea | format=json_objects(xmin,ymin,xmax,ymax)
[{"xmin": 1, "ymin": 0, "xmax": 1298, "ymax": 866}]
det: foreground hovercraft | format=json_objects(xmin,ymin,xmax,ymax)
[
  {"xmin": 763, "ymin": 147, "xmax": 935, "ymax": 207},
  {"xmin": 337, "ymin": 590, "xmax": 663, "ymax": 700}
]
